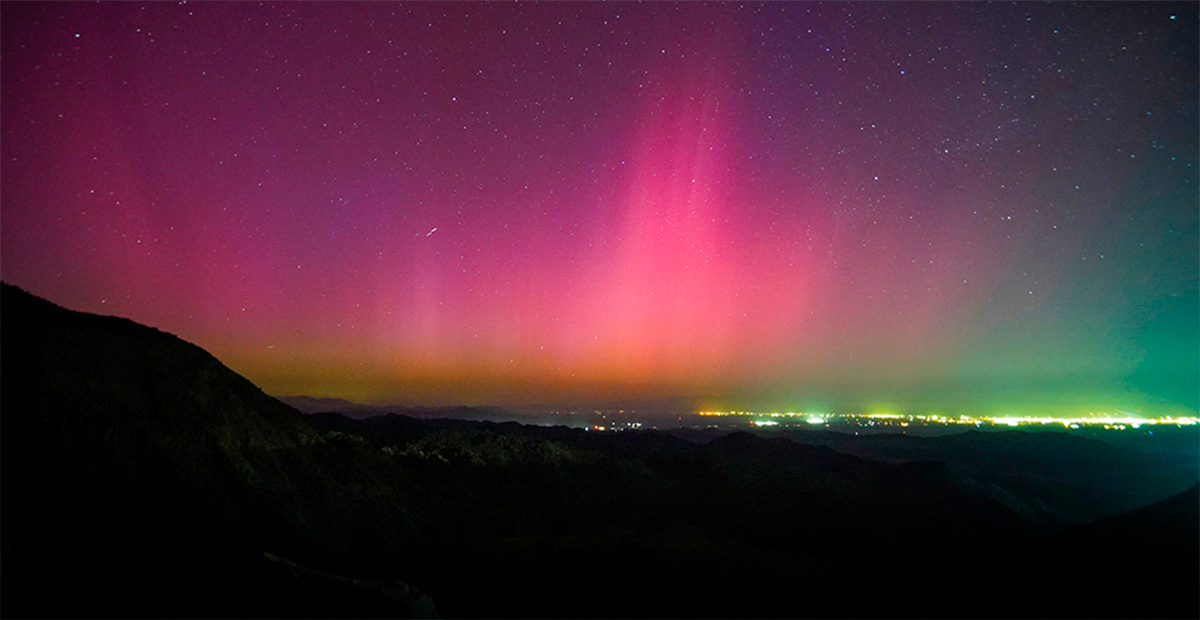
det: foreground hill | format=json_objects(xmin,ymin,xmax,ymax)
[
  {"xmin": 2, "ymin": 282, "xmax": 1196, "ymax": 618},
  {"xmin": 1, "ymin": 284, "xmax": 432, "ymax": 618},
  {"xmin": 1022, "ymin": 483, "xmax": 1200, "ymax": 618}
]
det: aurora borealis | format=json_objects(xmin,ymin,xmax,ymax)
[{"xmin": 2, "ymin": 2, "xmax": 1196, "ymax": 415}]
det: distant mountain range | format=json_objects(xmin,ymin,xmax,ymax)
[
  {"xmin": 277, "ymin": 395, "xmax": 381, "ymax": 415},
  {"xmin": 278, "ymin": 395, "xmax": 518, "ymax": 421},
  {"xmin": 3, "ymin": 282, "xmax": 1196, "ymax": 618},
  {"xmin": 277, "ymin": 394, "xmax": 699, "ymax": 424}
]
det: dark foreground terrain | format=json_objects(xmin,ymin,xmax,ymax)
[{"xmin": 3, "ymin": 282, "xmax": 1197, "ymax": 618}]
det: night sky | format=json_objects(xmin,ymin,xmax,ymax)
[{"xmin": 3, "ymin": 2, "xmax": 1196, "ymax": 415}]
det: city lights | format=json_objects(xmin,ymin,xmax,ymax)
[{"xmin": 694, "ymin": 410, "xmax": 1198, "ymax": 429}]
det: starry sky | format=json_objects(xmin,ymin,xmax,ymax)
[{"xmin": 3, "ymin": 2, "xmax": 1197, "ymax": 415}]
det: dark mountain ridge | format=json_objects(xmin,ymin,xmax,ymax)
[{"xmin": 1, "ymin": 284, "xmax": 431, "ymax": 617}]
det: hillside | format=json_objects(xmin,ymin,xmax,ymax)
[{"xmin": 0, "ymin": 284, "xmax": 432, "ymax": 617}]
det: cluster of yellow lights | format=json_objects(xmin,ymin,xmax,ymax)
[
  {"xmin": 698, "ymin": 411, "xmax": 829, "ymax": 419},
  {"xmin": 695, "ymin": 411, "xmax": 1199, "ymax": 428}
]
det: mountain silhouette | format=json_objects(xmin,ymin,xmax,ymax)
[{"xmin": 1, "ymin": 283, "xmax": 432, "ymax": 618}]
